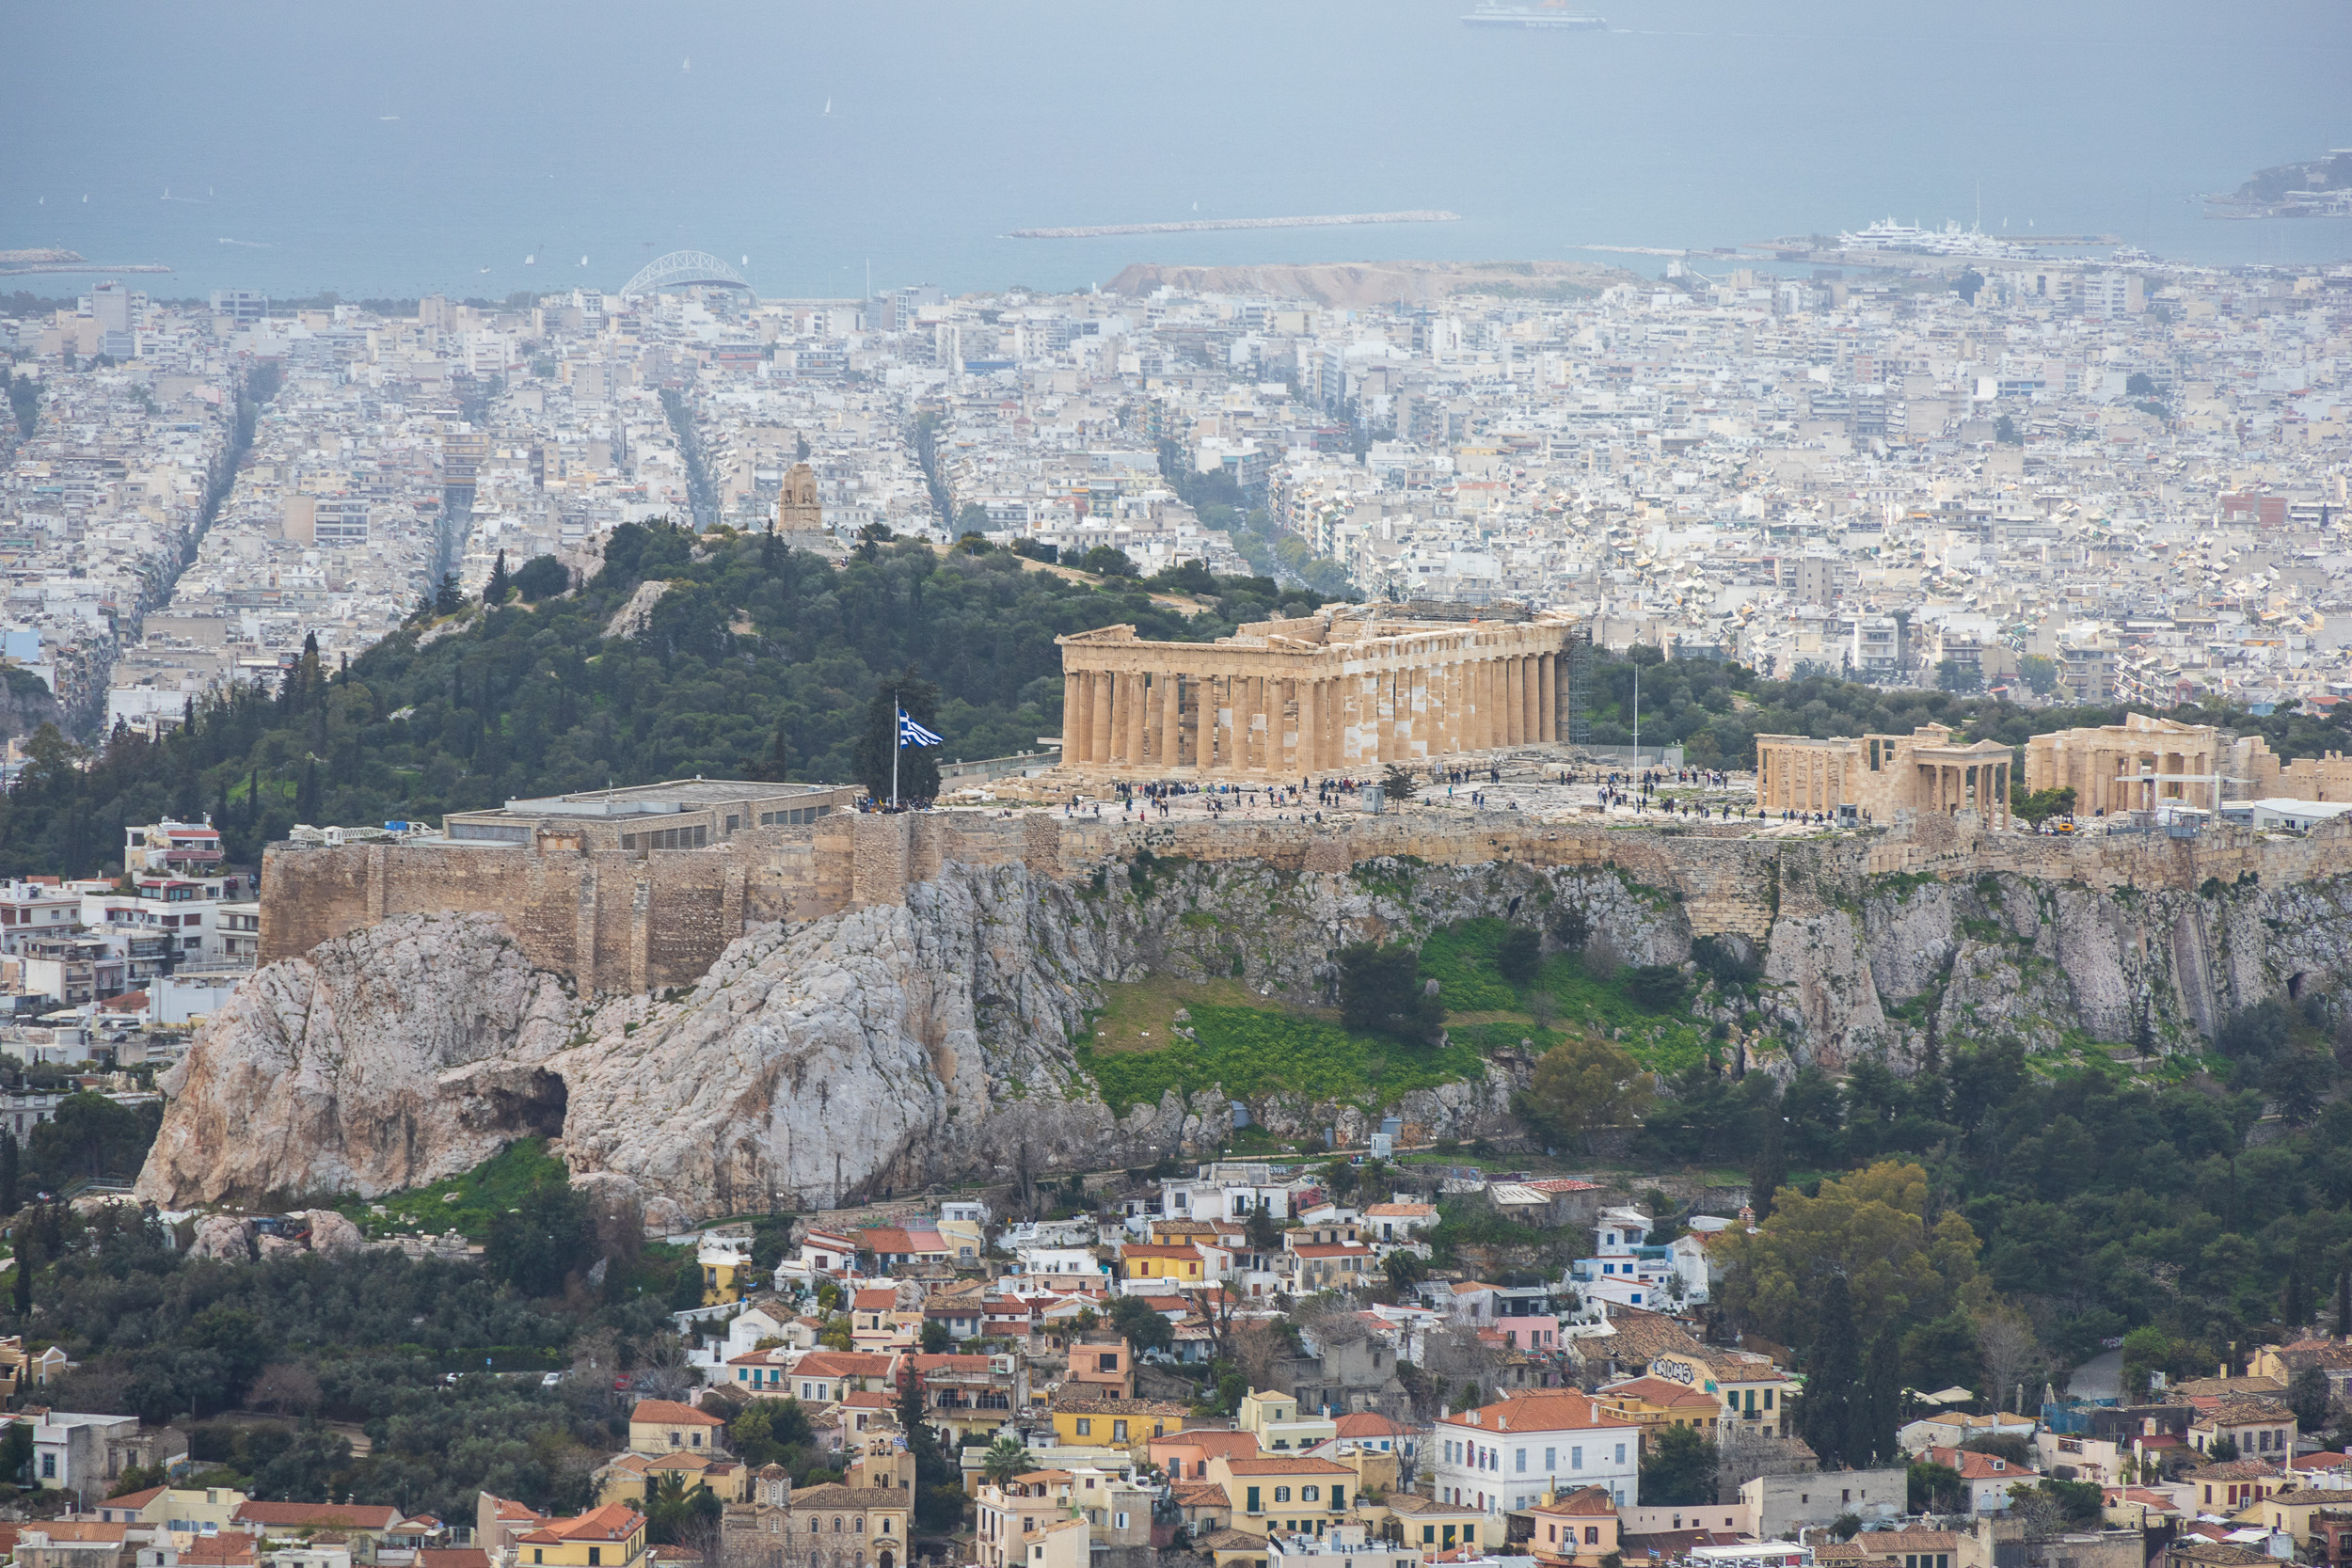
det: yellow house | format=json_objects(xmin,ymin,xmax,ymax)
[
  {"xmin": 2254, "ymin": 1488, "xmax": 2352, "ymax": 1546},
  {"xmin": 1204, "ymin": 1455, "xmax": 1356, "ymax": 1539},
  {"xmin": 1237, "ymin": 1388, "xmax": 1336, "ymax": 1452},
  {"xmin": 627, "ymin": 1401, "xmax": 728, "ymax": 1456},
  {"xmin": 698, "ymin": 1234, "xmax": 754, "ymax": 1307},
  {"xmin": 515, "ymin": 1505, "xmax": 647, "ymax": 1568},
  {"xmin": 1048, "ymin": 1400, "xmax": 1192, "ymax": 1455},
  {"xmin": 1120, "ymin": 1243, "xmax": 1208, "ymax": 1284},
  {"xmin": 591, "ymin": 1450, "xmax": 747, "ymax": 1509},
  {"xmin": 1383, "ymin": 1492, "xmax": 1487, "ymax": 1555},
  {"xmin": 92, "ymin": 1484, "xmax": 249, "ymax": 1531}
]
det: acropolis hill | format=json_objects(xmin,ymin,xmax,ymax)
[{"xmin": 139, "ymin": 614, "xmax": 2352, "ymax": 1219}]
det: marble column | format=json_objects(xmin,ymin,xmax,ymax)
[
  {"xmin": 1161, "ymin": 671, "xmax": 1183, "ymax": 769},
  {"xmin": 1538, "ymin": 653, "xmax": 1556, "ymax": 743},
  {"xmin": 1064, "ymin": 670, "xmax": 1089, "ymax": 765},
  {"xmin": 1431, "ymin": 660, "xmax": 1453, "ymax": 756},
  {"xmin": 1089, "ymin": 670, "xmax": 1113, "ymax": 766},
  {"xmin": 1298, "ymin": 678, "xmax": 1319, "ymax": 775}
]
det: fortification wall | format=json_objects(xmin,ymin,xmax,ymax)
[{"xmin": 260, "ymin": 809, "xmax": 2352, "ymax": 994}]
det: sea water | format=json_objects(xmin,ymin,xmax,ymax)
[{"xmin": 4, "ymin": 0, "xmax": 2347, "ymax": 302}]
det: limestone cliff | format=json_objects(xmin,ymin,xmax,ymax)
[
  {"xmin": 136, "ymin": 842, "xmax": 2352, "ymax": 1221},
  {"xmin": 138, "ymin": 912, "xmax": 575, "ymax": 1206}
]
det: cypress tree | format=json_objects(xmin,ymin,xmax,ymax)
[
  {"xmin": 1749, "ymin": 1117, "xmax": 1788, "ymax": 1224},
  {"xmin": 2336, "ymin": 1267, "xmax": 2350, "ymax": 1339},
  {"xmin": 1857, "ymin": 1323, "xmax": 1902, "ymax": 1467},
  {"xmin": 295, "ymin": 757, "xmax": 322, "ymax": 825},
  {"xmin": 1800, "ymin": 1275, "xmax": 1859, "ymax": 1468},
  {"xmin": 2285, "ymin": 1260, "xmax": 2310, "ymax": 1334},
  {"xmin": 11, "ymin": 1231, "xmax": 32, "ymax": 1317},
  {"xmin": 0, "ymin": 1131, "xmax": 17, "ymax": 1214},
  {"xmin": 485, "ymin": 549, "xmax": 511, "ymax": 607}
]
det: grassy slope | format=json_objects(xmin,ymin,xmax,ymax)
[
  {"xmin": 1074, "ymin": 919, "xmax": 1714, "ymax": 1115},
  {"xmin": 332, "ymin": 1137, "xmax": 568, "ymax": 1241}
]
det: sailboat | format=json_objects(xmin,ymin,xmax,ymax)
[{"xmin": 823, "ymin": 96, "xmax": 832, "ymax": 114}]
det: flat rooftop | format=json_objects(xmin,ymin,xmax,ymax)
[{"xmin": 455, "ymin": 779, "xmax": 841, "ymax": 821}]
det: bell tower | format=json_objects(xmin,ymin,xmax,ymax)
[{"xmin": 777, "ymin": 461, "xmax": 821, "ymax": 533}]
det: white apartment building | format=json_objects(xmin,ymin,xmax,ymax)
[{"xmin": 1428, "ymin": 1390, "xmax": 1641, "ymax": 1516}]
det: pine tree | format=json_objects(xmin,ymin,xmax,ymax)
[
  {"xmin": 485, "ymin": 550, "xmax": 511, "ymax": 607},
  {"xmin": 434, "ymin": 571, "xmax": 465, "ymax": 616},
  {"xmin": 1800, "ymin": 1275, "xmax": 1858, "ymax": 1468}
]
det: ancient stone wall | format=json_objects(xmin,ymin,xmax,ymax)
[{"xmin": 260, "ymin": 808, "xmax": 2352, "ymax": 994}]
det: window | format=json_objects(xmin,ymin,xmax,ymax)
[
  {"xmin": 1586, "ymin": 1528, "xmax": 1601, "ymax": 1544},
  {"xmin": 1247, "ymin": 1487, "xmax": 1262, "ymax": 1514},
  {"xmin": 1275, "ymin": 1487, "xmax": 1292, "ymax": 1504},
  {"xmin": 1544, "ymin": 1447, "xmax": 1556, "ymax": 1469},
  {"xmin": 1113, "ymin": 1420, "xmax": 1128, "ymax": 1443},
  {"xmin": 1615, "ymin": 1444, "xmax": 1627, "ymax": 1464},
  {"xmin": 1763, "ymin": 1389, "xmax": 1773, "ymax": 1409},
  {"xmin": 1075, "ymin": 1419, "xmax": 1091, "ymax": 1436},
  {"xmin": 1516, "ymin": 1449, "xmax": 1527, "ymax": 1473},
  {"xmin": 1571, "ymin": 1447, "xmax": 1583, "ymax": 1469},
  {"xmin": 589, "ymin": 1550, "xmax": 601, "ymax": 1566},
  {"xmin": 40, "ymin": 1455, "xmax": 55, "ymax": 1478}
]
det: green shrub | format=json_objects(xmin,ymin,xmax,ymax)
[
  {"xmin": 1628, "ymin": 965, "xmax": 1690, "ymax": 1013},
  {"xmin": 1339, "ymin": 942, "xmax": 1445, "ymax": 1042}
]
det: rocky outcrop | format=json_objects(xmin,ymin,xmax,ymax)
[
  {"xmin": 136, "ymin": 912, "xmax": 574, "ymax": 1207},
  {"xmin": 136, "ymin": 840, "xmax": 2352, "ymax": 1222},
  {"xmin": 301, "ymin": 1210, "xmax": 365, "ymax": 1255}
]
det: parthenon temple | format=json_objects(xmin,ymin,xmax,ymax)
[
  {"xmin": 1056, "ymin": 608, "xmax": 1577, "ymax": 776},
  {"xmin": 1755, "ymin": 723, "xmax": 2014, "ymax": 828}
]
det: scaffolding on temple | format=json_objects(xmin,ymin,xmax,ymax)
[{"xmin": 1563, "ymin": 624, "xmax": 1594, "ymax": 747}]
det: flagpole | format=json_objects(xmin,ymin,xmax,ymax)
[{"xmin": 892, "ymin": 688, "xmax": 900, "ymax": 810}]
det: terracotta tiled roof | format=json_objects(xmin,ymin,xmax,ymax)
[
  {"xmin": 628, "ymin": 1400, "xmax": 723, "ymax": 1427},
  {"xmin": 232, "ymin": 1502, "xmax": 402, "ymax": 1530},
  {"xmin": 1438, "ymin": 1390, "xmax": 1636, "ymax": 1434},
  {"xmin": 1331, "ymin": 1411, "xmax": 1412, "ymax": 1437}
]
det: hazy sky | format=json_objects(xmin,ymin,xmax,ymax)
[{"xmin": 6, "ymin": 0, "xmax": 2348, "ymax": 297}]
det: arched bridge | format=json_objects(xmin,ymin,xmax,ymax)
[{"xmin": 619, "ymin": 249, "xmax": 753, "ymax": 297}]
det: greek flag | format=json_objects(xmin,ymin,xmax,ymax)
[{"xmin": 898, "ymin": 709, "xmax": 943, "ymax": 748}]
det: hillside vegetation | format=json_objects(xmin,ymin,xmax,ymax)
[
  {"xmin": 0, "ymin": 525, "xmax": 1331, "ymax": 878},
  {"xmin": 8, "ymin": 511, "xmax": 2345, "ymax": 878}
]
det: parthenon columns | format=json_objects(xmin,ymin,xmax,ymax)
[{"xmin": 1055, "ymin": 615, "xmax": 1580, "ymax": 779}]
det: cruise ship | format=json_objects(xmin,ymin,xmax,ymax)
[
  {"xmin": 1835, "ymin": 218, "xmax": 2029, "ymax": 260},
  {"xmin": 1462, "ymin": 3, "xmax": 1609, "ymax": 29}
]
